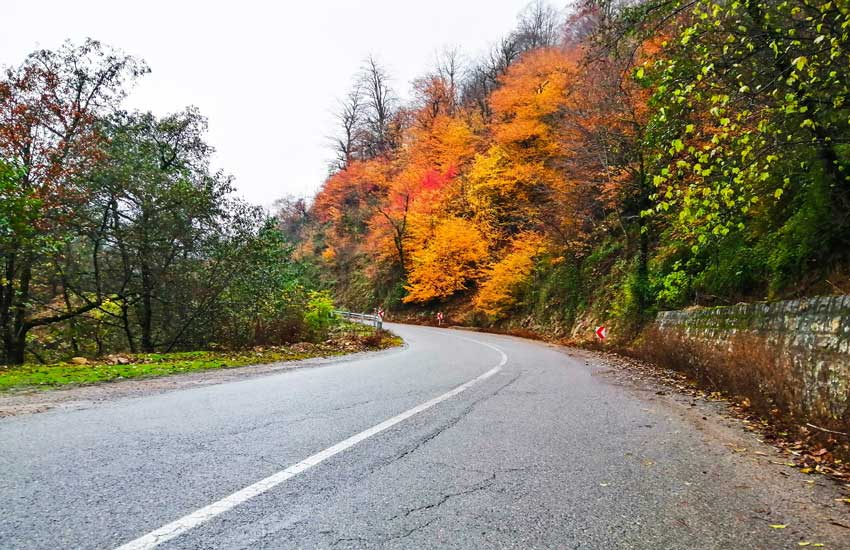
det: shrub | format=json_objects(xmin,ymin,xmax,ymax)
[{"xmin": 303, "ymin": 290, "xmax": 338, "ymax": 339}]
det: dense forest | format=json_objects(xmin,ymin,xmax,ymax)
[
  {"xmin": 0, "ymin": 41, "xmax": 331, "ymax": 365},
  {"xmin": 2, "ymin": 0, "xmax": 849, "ymax": 365},
  {"xmin": 292, "ymin": 0, "xmax": 850, "ymax": 338}
]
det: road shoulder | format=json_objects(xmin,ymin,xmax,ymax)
[
  {"xmin": 0, "ymin": 344, "xmax": 407, "ymax": 418},
  {"xmin": 554, "ymin": 344, "xmax": 850, "ymax": 545}
]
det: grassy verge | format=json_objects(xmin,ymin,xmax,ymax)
[{"xmin": 0, "ymin": 323, "xmax": 402, "ymax": 392}]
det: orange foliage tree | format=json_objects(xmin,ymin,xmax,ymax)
[
  {"xmin": 473, "ymin": 232, "xmax": 546, "ymax": 319},
  {"xmin": 308, "ymin": 5, "xmax": 660, "ymax": 314},
  {"xmin": 468, "ymin": 48, "xmax": 577, "ymax": 234},
  {"xmin": 403, "ymin": 216, "xmax": 489, "ymax": 303}
]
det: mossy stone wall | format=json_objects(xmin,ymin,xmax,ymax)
[{"xmin": 655, "ymin": 295, "xmax": 850, "ymax": 419}]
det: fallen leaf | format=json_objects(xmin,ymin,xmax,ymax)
[{"xmin": 770, "ymin": 524, "xmax": 788, "ymax": 529}]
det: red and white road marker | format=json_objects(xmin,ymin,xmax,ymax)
[{"xmin": 595, "ymin": 326, "xmax": 607, "ymax": 340}]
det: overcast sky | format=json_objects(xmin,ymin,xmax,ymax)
[{"xmin": 2, "ymin": 0, "xmax": 533, "ymax": 207}]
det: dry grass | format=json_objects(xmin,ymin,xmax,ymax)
[{"xmin": 632, "ymin": 326, "xmax": 850, "ymax": 460}]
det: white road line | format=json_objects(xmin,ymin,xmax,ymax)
[{"xmin": 115, "ymin": 336, "xmax": 508, "ymax": 550}]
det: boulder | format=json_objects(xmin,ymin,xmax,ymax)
[{"xmin": 105, "ymin": 354, "xmax": 131, "ymax": 365}]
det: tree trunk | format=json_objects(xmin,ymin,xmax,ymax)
[
  {"xmin": 139, "ymin": 205, "xmax": 155, "ymax": 353},
  {"xmin": 0, "ymin": 267, "xmax": 12, "ymax": 365},
  {"xmin": 7, "ymin": 330, "xmax": 27, "ymax": 365},
  {"xmin": 140, "ymin": 268, "xmax": 154, "ymax": 353},
  {"xmin": 635, "ymin": 158, "xmax": 651, "ymax": 319},
  {"xmin": 7, "ymin": 258, "xmax": 33, "ymax": 365},
  {"xmin": 121, "ymin": 301, "xmax": 136, "ymax": 353},
  {"xmin": 61, "ymin": 285, "xmax": 80, "ymax": 355}
]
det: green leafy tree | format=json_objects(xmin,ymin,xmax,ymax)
[
  {"xmin": 93, "ymin": 109, "xmax": 250, "ymax": 352},
  {"xmin": 213, "ymin": 222, "xmax": 315, "ymax": 347},
  {"xmin": 639, "ymin": 0, "xmax": 850, "ymax": 294}
]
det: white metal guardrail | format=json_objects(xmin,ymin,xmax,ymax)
[{"xmin": 335, "ymin": 310, "xmax": 383, "ymax": 330}]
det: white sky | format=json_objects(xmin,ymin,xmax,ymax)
[{"xmin": 2, "ymin": 0, "xmax": 533, "ymax": 207}]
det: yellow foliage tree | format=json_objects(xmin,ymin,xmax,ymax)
[
  {"xmin": 473, "ymin": 233, "xmax": 546, "ymax": 319},
  {"xmin": 467, "ymin": 48, "xmax": 578, "ymax": 233},
  {"xmin": 403, "ymin": 216, "xmax": 489, "ymax": 303},
  {"xmin": 367, "ymin": 114, "xmax": 479, "ymax": 273}
]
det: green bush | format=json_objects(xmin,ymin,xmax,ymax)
[{"xmin": 303, "ymin": 290, "xmax": 338, "ymax": 339}]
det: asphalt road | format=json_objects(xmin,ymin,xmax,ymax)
[{"xmin": 1, "ymin": 323, "xmax": 847, "ymax": 549}]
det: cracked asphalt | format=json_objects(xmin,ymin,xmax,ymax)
[{"xmin": 1, "ymin": 323, "xmax": 848, "ymax": 549}]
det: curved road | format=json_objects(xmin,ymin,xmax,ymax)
[{"xmin": 0, "ymin": 323, "xmax": 846, "ymax": 549}]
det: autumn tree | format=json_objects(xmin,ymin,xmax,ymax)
[
  {"xmin": 414, "ymin": 48, "xmax": 463, "ymax": 123},
  {"xmin": 0, "ymin": 39, "xmax": 146, "ymax": 364},
  {"xmin": 368, "ymin": 102, "xmax": 478, "ymax": 284},
  {"xmin": 403, "ymin": 216, "xmax": 489, "ymax": 303},
  {"xmin": 468, "ymin": 48, "xmax": 582, "ymax": 242},
  {"xmin": 461, "ymin": 2, "xmax": 565, "ymax": 121},
  {"xmin": 474, "ymin": 232, "xmax": 545, "ymax": 319}
]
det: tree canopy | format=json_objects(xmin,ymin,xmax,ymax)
[{"xmin": 302, "ymin": 0, "xmax": 850, "ymax": 333}]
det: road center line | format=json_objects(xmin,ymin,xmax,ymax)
[{"xmin": 115, "ymin": 335, "xmax": 508, "ymax": 550}]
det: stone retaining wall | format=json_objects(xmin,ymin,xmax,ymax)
[{"xmin": 654, "ymin": 295, "xmax": 850, "ymax": 420}]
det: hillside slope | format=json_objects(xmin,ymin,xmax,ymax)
[{"xmin": 285, "ymin": 0, "xmax": 850, "ymax": 338}]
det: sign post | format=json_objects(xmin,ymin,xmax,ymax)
[{"xmin": 436, "ymin": 312, "xmax": 444, "ymax": 326}]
